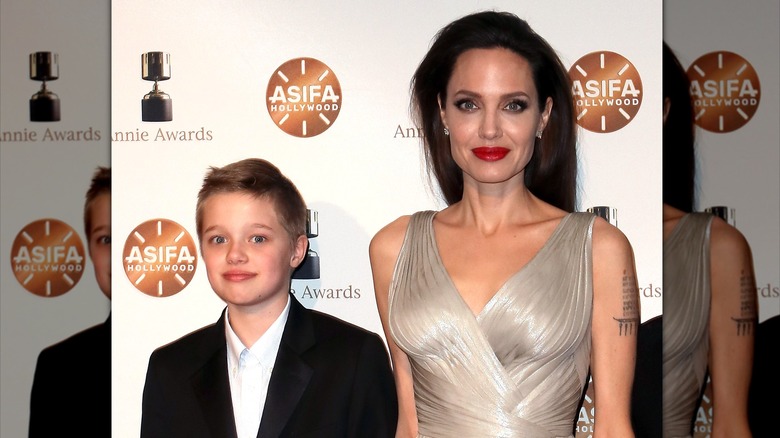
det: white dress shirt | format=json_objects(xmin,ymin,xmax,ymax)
[{"xmin": 225, "ymin": 296, "xmax": 290, "ymax": 438}]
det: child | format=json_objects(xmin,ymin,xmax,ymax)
[
  {"xmin": 29, "ymin": 166, "xmax": 111, "ymax": 437},
  {"xmin": 141, "ymin": 158, "xmax": 397, "ymax": 438}
]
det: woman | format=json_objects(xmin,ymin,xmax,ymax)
[
  {"xmin": 370, "ymin": 11, "xmax": 639, "ymax": 437},
  {"xmin": 662, "ymin": 42, "xmax": 756, "ymax": 438}
]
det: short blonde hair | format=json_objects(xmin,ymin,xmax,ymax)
[
  {"xmin": 84, "ymin": 166, "xmax": 111, "ymax": 241},
  {"xmin": 195, "ymin": 158, "xmax": 307, "ymax": 245}
]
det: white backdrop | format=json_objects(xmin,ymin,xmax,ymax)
[
  {"xmin": 3, "ymin": 1, "xmax": 774, "ymax": 435},
  {"xmin": 111, "ymin": 1, "xmax": 662, "ymax": 436},
  {"xmin": 665, "ymin": 1, "xmax": 779, "ymax": 436},
  {"xmin": 0, "ymin": 1, "xmax": 111, "ymax": 437},
  {"xmin": 0, "ymin": 0, "xmax": 110, "ymax": 437},
  {"xmin": 665, "ymin": 0, "xmax": 780, "ymax": 324}
]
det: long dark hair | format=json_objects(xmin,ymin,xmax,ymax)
[
  {"xmin": 663, "ymin": 42, "xmax": 696, "ymax": 212},
  {"xmin": 410, "ymin": 10, "xmax": 577, "ymax": 211}
]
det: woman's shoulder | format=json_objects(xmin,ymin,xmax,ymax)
[
  {"xmin": 372, "ymin": 214, "xmax": 411, "ymax": 238},
  {"xmin": 589, "ymin": 215, "xmax": 633, "ymax": 259},
  {"xmin": 369, "ymin": 213, "xmax": 416, "ymax": 261},
  {"xmin": 709, "ymin": 216, "xmax": 752, "ymax": 258}
]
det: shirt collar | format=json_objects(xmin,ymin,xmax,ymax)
[{"xmin": 225, "ymin": 295, "xmax": 291, "ymax": 371}]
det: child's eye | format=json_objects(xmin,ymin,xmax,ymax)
[
  {"xmin": 505, "ymin": 100, "xmax": 528, "ymax": 112},
  {"xmin": 210, "ymin": 235, "xmax": 227, "ymax": 244},
  {"xmin": 96, "ymin": 235, "xmax": 111, "ymax": 245},
  {"xmin": 251, "ymin": 235, "xmax": 266, "ymax": 244},
  {"xmin": 454, "ymin": 99, "xmax": 479, "ymax": 111}
]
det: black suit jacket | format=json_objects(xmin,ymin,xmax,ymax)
[
  {"xmin": 749, "ymin": 314, "xmax": 779, "ymax": 438},
  {"xmin": 141, "ymin": 295, "xmax": 397, "ymax": 438},
  {"xmin": 630, "ymin": 315, "xmax": 662, "ymax": 438},
  {"xmin": 29, "ymin": 314, "xmax": 111, "ymax": 438}
]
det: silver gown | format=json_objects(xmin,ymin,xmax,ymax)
[
  {"xmin": 389, "ymin": 211, "xmax": 595, "ymax": 437},
  {"xmin": 662, "ymin": 213, "xmax": 713, "ymax": 438}
]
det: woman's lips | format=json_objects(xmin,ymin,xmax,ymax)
[{"xmin": 472, "ymin": 147, "xmax": 509, "ymax": 161}]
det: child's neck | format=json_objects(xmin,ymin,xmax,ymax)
[{"xmin": 227, "ymin": 294, "xmax": 288, "ymax": 348}]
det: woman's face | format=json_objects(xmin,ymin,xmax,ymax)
[
  {"xmin": 439, "ymin": 47, "xmax": 551, "ymax": 188},
  {"xmin": 88, "ymin": 192, "xmax": 111, "ymax": 299}
]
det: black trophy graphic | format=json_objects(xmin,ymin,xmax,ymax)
[
  {"xmin": 141, "ymin": 52, "xmax": 172, "ymax": 122},
  {"xmin": 587, "ymin": 206, "xmax": 618, "ymax": 227},
  {"xmin": 705, "ymin": 205, "xmax": 736, "ymax": 227},
  {"xmin": 29, "ymin": 52, "xmax": 60, "ymax": 122},
  {"xmin": 293, "ymin": 209, "xmax": 320, "ymax": 280}
]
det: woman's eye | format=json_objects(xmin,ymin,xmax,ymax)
[
  {"xmin": 455, "ymin": 99, "xmax": 478, "ymax": 111},
  {"xmin": 251, "ymin": 235, "xmax": 266, "ymax": 244},
  {"xmin": 505, "ymin": 100, "xmax": 528, "ymax": 112}
]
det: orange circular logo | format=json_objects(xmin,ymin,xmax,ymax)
[
  {"xmin": 569, "ymin": 51, "xmax": 643, "ymax": 133},
  {"xmin": 10, "ymin": 219, "xmax": 86, "ymax": 297},
  {"xmin": 266, "ymin": 57, "xmax": 342, "ymax": 137},
  {"xmin": 692, "ymin": 378, "xmax": 713, "ymax": 436},
  {"xmin": 574, "ymin": 378, "xmax": 595, "ymax": 436},
  {"xmin": 122, "ymin": 218, "xmax": 197, "ymax": 297},
  {"xmin": 687, "ymin": 51, "xmax": 760, "ymax": 133}
]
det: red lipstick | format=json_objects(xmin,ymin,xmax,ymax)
[{"xmin": 472, "ymin": 147, "xmax": 509, "ymax": 161}]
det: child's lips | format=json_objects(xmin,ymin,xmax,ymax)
[{"xmin": 223, "ymin": 271, "xmax": 256, "ymax": 281}]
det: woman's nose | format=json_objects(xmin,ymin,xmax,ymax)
[{"xmin": 478, "ymin": 110, "xmax": 502, "ymax": 139}]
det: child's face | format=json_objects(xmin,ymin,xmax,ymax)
[
  {"xmin": 200, "ymin": 192, "xmax": 306, "ymax": 312},
  {"xmin": 88, "ymin": 192, "xmax": 111, "ymax": 299}
]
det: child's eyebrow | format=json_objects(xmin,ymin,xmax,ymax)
[
  {"xmin": 202, "ymin": 224, "xmax": 220, "ymax": 234},
  {"xmin": 202, "ymin": 223, "xmax": 274, "ymax": 234}
]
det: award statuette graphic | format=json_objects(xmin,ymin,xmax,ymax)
[
  {"xmin": 29, "ymin": 52, "xmax": 61, "ymax": 122},
  {"xmin": 705, "ymin": 205, "xmax": 736, "ymax": 227},
  {"xmin": 587, "ymin": 206, "xmax": 618, "ymax": 227},
  {"xmin": 293, "ymin": 209, "xmax": 320, "ymax": 280},
  {"xmin": 141, "ymin": 52, "xmax": 172, "ymax": 122}
]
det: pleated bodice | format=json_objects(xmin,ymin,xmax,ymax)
[
  {"xmin": 662, "ymin": 213, "xmax": 713, "ymax": 438},
  {"xmin": 389, "ymin": 211, "xmax": 596, "ymax": 438}
]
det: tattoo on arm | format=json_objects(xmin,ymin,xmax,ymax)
[
  {"xmin": 614, "ymin": 270, "xmax": 640, "ymax": 336},
  {"xmin": 733, "ymin": 269, "xmax": 758, "ymax": 336}
]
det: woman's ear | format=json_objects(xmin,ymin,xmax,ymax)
[
  {"xmin": 438, "ymin": 94, "xmax": 448, "ymax": 132},
  {"xmin": 538, "ymin": 97, "xmax": 553, "ymax": 133}
]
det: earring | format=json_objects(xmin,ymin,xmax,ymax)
[
  {"xmin": 536, "ymin": 130, "xmax": 543, "ymax": 139},
  {"xmin": 444, "ymin": 127, "xmax": 450, "ymax": 136}
]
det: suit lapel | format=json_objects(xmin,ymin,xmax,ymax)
[
  {"xmin": 256, "ymin": 295, "xmax": 315, "ymax": 438},
  {"xmin": 191, "ymin": 310, "xmax": 239, "ymax": 438}
]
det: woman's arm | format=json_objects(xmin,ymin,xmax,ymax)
[
  {"xmin": 708, "ymin": 217, "xmax": 756, "ymax": 438},
  {"xmin": 590, "ymin": 217, "xmax": 639, "ymax": 438},
  {"xmin": 369, "ymin": 216, "xmax": 418, "ymax": 438}
]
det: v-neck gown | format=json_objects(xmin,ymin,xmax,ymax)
[
  {"xmin": 662, "ymin": 213, "xmax": 713, "ymax": 438},
  {"xmin": 389, "ymin": 210, "xmax": 596, "ymax": 437}
]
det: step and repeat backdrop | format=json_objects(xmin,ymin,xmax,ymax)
[
  {"xmin": 665, "ymin": 1, "xmax": 779, "ymax": 436},
  {"xmin": 0, "ymin": 1, "xmax": 111, "ymax": 437},
  {"xmin": 2, "ymin": 1, "xmax": 666, "ymax": 437},
  {"xmin": 665, "ymin": 0, "xmax": 779, "ymax": 324},
  {"xmin": 110, "ymin": 1, "xmax": 661, "ymax": 436},
  {"xmin": 3, "ymin": 1, "xmax": 775, "ymax": 436}
]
